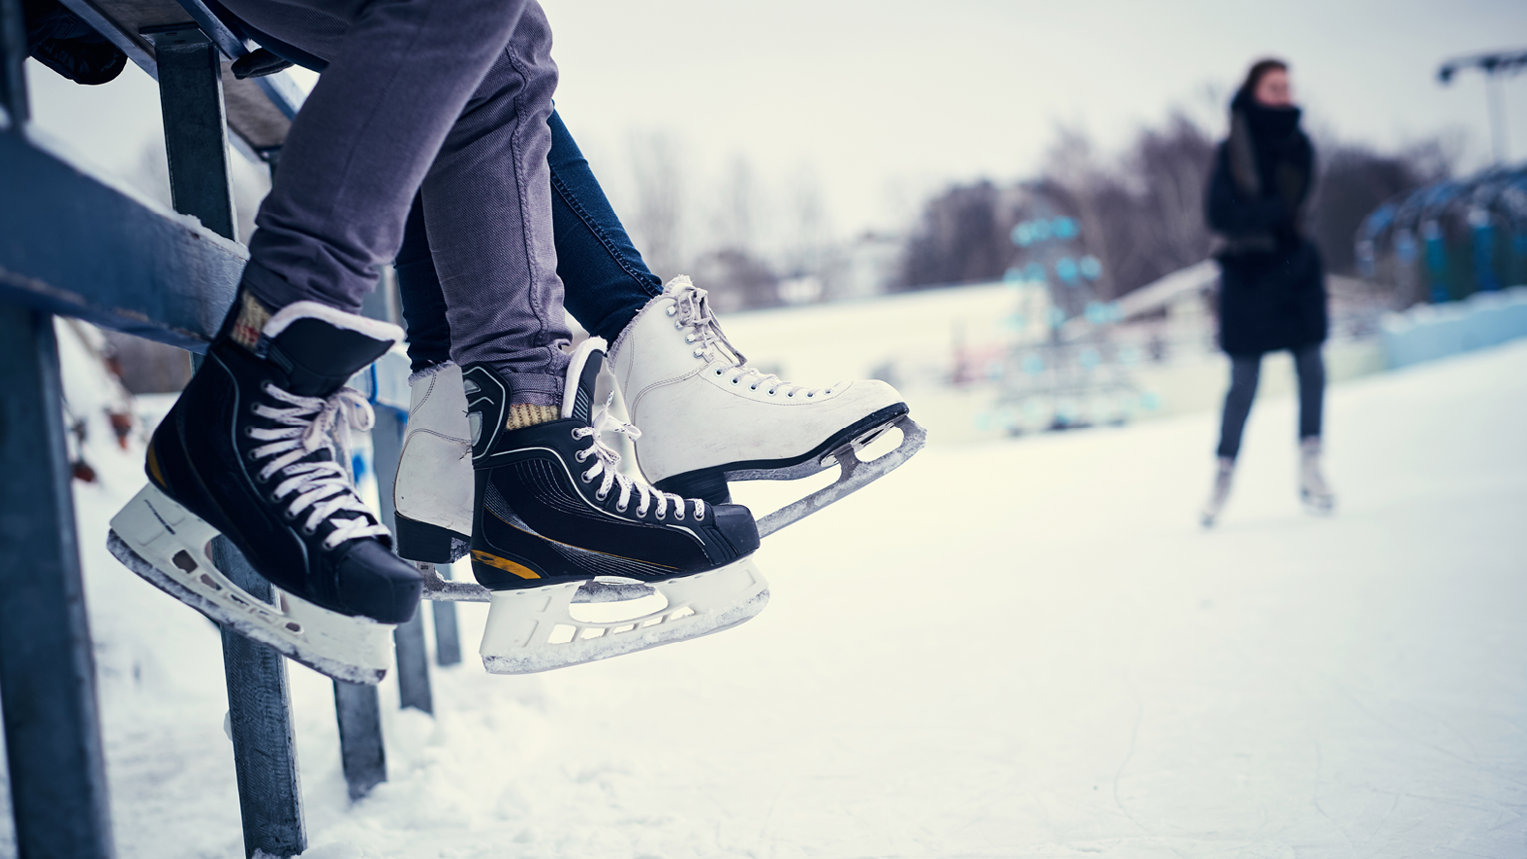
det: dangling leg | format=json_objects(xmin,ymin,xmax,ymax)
[
  {"xmin": 1203, "ymin": 353, "xmax": 1261, "ymax": 526},
  {"xmin": 1293, "ymin": 343, "xmax": 1333, "ymax": 512},
  {"xmin": 109, "ymin": 0, "xmax": 536, "ymax": 682}
]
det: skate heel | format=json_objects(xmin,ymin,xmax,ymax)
[
  {"xmin": 394, "ymin": 514, "xmax": 465, "ymax": 564},
  {"xmin": 479, "ymin": 559, "xmax": 771, "ymax": 674},
  {"xmin": 107, "ymin": 483, "xmax": 394, "ymax": 684}
]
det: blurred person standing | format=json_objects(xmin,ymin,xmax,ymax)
[{"xmin": 1200, "ymin": 59, "xmax": 1334, "ymax": 526}]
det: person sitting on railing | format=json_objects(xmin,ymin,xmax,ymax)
[{"xmin": 109, "ymin": 0, "xmax": 916, "ymax": 679}]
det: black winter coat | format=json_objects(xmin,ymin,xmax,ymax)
[{"xmin": 1206, "ymin": 93, "xmax": 1327, "ymax": 356}]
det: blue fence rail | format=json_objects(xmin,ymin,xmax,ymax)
[{"xmin": 0, "ymin": 1, "xmax": 455, "ymax": 855}]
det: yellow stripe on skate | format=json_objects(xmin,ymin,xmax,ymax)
[
  {"xmin": 145, "ymin": 443, "xmax": 167, "ymax": 489},
  {"xmin": 471, "ymin": 550, "xmax": 541, "ymax": 579}
]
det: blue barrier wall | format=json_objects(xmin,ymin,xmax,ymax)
[{"xmin": 1381, "ymin": 286, "xmax": 1527, "ymax": 369}]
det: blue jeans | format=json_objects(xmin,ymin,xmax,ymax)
[
  {"xmin": 397, "ymin": 110, "xmax": 663, "ymax": 372},
  {"xmin": 1216, "ymin": 344, "xmax": 1325, "ymax": 460}
]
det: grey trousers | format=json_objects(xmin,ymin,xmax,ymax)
[
  {"xmin": 223, "ymin": 0, "xmax": 570, "ymax": 404},
  {"xmin": 1216, "ymin": 343, "xmax": 1325, "ymax": 460}
]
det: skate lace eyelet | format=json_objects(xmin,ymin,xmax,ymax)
[
  {"xmin": 684, "ymin": 334, "xmax": 696, "ymax": 344},
  {"xmin": 574, "ymin": 450, "xmax": 588, "ymax": 462},
  {"xmin": 655, "ymin": 510, "xmax": 666, "ymax": 521},
  {"xmin": 596, "ymin": 490, "xmax": 609, "ymax": 501},
  {"xmin": 730, "ymin": 378, "xmax": 740, "ymax": 386},
  {"xmin": 302, "ymin": 524, "xmax": 316, "ymax": 535},
  {"xmin": 714, "ymin": 368, "xmax": 724, "ymax": 376},
  {"xmin": 666, "ymin": 306, "xmax": 677, "ymax": 317},
  {"xmin": 675, "ymin": 510, "xmax": 685, "ymax": 520},
  {"xmin": 616, "ymin": 503, "xmax": 628, "ymax": 513},
  {"xmin": 749, "ymin": 385, "xmax": 758, "ymax": 391},
  {"xmin": 693, "ymin": 349, "xmax": 705, "ymax": 358},
  {"xmin": 806, "ymin": 392, "xmax": 815, "ymax": 398},
  {"xmin": 786, "ymin": 392, "xmax": 795, "ymax": 398},
  {"xmin": 581, "ymin": 471, "xmax": 594, "ymax": 483},
  {"xmin": 247, "ymin": 450, "xmax": 260, "ymax": 462},
  {"xmin": 767, "ymin": 389, "xmax": 778, "ymax": 397},
  {"xmin": 696, "ymin": 509, "xmax": 705, "ymax": 521}
]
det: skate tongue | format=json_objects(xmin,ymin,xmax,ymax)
[
  {"xmin": 560, "ymin": 337, "xmax": 608, "ymax": 422},
  {"xmin": 261, "ymin": 303, "xmax": 401, "ymax": 397}
]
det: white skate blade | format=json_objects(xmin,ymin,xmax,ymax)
[
  {"xmin": 479, "ymin": 559, "xmax": 769, "ymax": 674},
  {"xmin": 107, "ymin": 484, "xmax": 393, "ymax": 684},
  {"xmin": 755, "ymin": 415, "xmax": 927, "ymax": 538},
  {"xmin": 1301, "ymin": 491, "xmax": 1335, "ymax": 516}
]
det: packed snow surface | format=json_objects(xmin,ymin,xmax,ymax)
[{"xmin": 4, "ymin": 339, "xmax": 1526, "ymax": 858}]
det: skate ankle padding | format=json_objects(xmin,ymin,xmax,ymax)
[{"xmin": 505, "ymin": 404, "xmax": 559, "ymax": 430}]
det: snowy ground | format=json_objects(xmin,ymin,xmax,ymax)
[{"xmin": 4, "ymin": 339, "xmax": 1526, "ymax": 858}]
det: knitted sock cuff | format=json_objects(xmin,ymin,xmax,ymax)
[
  {"xmin": 506, "ymin": 403, "xmax": 560, "ymax": 430},
  {"xmin": 229, "ymin": 291, "xmax": 272, "ymax": 351}
]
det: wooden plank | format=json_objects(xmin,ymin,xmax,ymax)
[
  {"xmin": 217, "ymin": 553, "xmax": 306, "ymax": 859},
  {"xmin": 0, "ymin": 129, "xmax": 244, "ymax": 350},
  {"xmin": 0, "ymin": 304, "xmax": 117, "ymax": 859},
  {"xmin": 146, "ymin": 26, "xmax": 237, "ymax": 241},
  {"xmin": 331, "ymin": 682, "xmax": 386, "ymax": 800}
]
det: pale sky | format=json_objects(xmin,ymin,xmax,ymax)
[{"xmin": 26, "ymin": 0, "xmax": 1527, "ymax": 246}]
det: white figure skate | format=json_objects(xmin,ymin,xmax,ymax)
[
  {"xmin": 607, "ymin": 276, "xmax": 925, "ymax": 536},
  {"xmin": 1299, "ymin": 437, "xmax": 1335, "ymax": 514},
  {"xmin": 1200, "ymin": 457, "xmax": 1235, "ymax": 528}
]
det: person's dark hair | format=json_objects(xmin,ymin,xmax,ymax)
[{"xmin": 1240, "ymin": 58, "xmax": 1289, "ymax": 100}]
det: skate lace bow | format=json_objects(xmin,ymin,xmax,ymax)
[
  {"xmin": 572, "ymin": 400, "xmax": 702, "ymax": 521},
  {"xmin": 668, "ymin": 277, "xmax": 837, "ymax": 399},
  {"xmin": 247, "ymin": 384, "xmax": 390, "ymax": 549}
]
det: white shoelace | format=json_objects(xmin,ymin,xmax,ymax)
[
  {"xmin": 572, "ymin": 401, "xmax": 702, "ymax": 522},
  {"xmin": 666, "ymin": 277, "xmax": 839, "ymax": 400},
  {"xmin": 247, "ymin": 383, "xmax": 390, "ymax": 549}
]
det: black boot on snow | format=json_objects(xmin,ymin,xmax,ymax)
[
  {"xmin": 466, "ymin": 337, "xmax": 769, "ymax": 674},
  {"xmin": 107, "ymin": 292, "xmax": 423, "ymax": 684}
]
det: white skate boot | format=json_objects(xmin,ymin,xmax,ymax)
[
  {"xmin": 1200, "ymin": 457, "xmax": 1235, "ymax": 528},
  {"xmin": 1299, "ymin": 437, "xmax": 1334, "ymax": 514},
  {"xmin": 393, "ymin": 362, "xmax": 474, "ymax": 564},
  {"xmin": 607, "ymin": 276, "xmax": 926, "ymax": 536}
]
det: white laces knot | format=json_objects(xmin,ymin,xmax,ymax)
[
  {"xmin": 572, "ymin": 397, "xmax": 702, "ymax": 521},
  {"xmin": 248, "ymin": 384, "xmax": 390, "ymax": 549},
  {"xmin": 668, "ymin": 277, "xmax": 838, "ymax": 398}
]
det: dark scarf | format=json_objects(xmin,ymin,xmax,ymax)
[{"xmin": 1226, "ymin": 89, "xmax": 1310, "ymax": 250}]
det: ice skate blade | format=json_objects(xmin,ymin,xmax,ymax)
[
  {"xmin": 754, "ymin": 415, "xmax": 927, "ymax": 538},
  {"xmin": 479, "ymin": 559, "xmax": 770, "ymax": 674},
  {"xmin": 107, "ymin": 484, "xmax": 393, "ymax": 684},
  {"xmin": 1301, "ymin": 493, "xmax": 1335, "ymax": 516}
]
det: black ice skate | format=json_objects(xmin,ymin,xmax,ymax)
[
  {"xmin": 107, "ymin": 293, "xmax": 423, "ymax": 684},
  {"xmin": 466, "ymin": 338, "xmax": 769, "ymax": 674}
]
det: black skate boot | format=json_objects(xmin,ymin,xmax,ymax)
[
  {"xmin": 467, "ymin": 337, "xmax": 769, "ymax": 674},
  {"xmin": 107, "ymin": 292, "xmax": 423, "ymax": 683}
]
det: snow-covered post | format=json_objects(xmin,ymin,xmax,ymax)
[
  {"xmin": 0, "ymin": 312, "xmax": 117, "ymax": 859},
  {"xmin": 148, "ymin": 26, "xmax": 306, "ymax": 857},
  {"xmin": 0, "ymin": 9, "xmax": 117, "ymax": 858},
  {"xmin": 371, "ymin": 398, "xmax": 435, "ymax": 714}
]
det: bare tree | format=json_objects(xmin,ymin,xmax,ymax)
[{"xmin": 627, "ymin": 131, "xmax": 686, "ymax": 278}]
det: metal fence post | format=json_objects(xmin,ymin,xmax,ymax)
[
  {"xmin": 431, "ymin": 565, "xmax": 464, "ymax": 666},
  {"xmin": 372, "ymin": 406, "xmax": 434, "ymax": 713},
  {"xmin": 149, "ymin": 26, "xmax": 305, "ymax": 857},
  {"xmin": 0, "ymin": 306, "xmax": 116, "ymax": 859},
  {"xmin": 0, "ymin": 7, "xmax": 115, "ymax": 857}
]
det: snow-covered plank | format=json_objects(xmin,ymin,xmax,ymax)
[{"xmin": 0, "ymin": 127, "xmax": 245, "ymax": 350}]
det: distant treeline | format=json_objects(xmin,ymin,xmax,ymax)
[{"xmin": 897, "ymin": 113, "xmax": 1457, "ymax": 299}]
